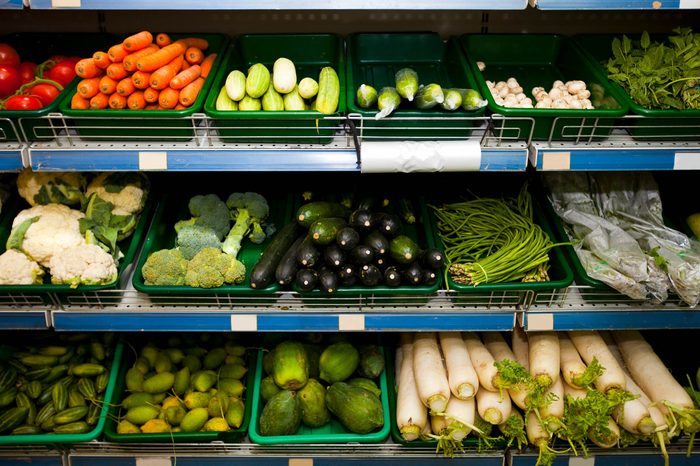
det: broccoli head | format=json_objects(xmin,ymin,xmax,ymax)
[
  {"xmin": 142, "ymin": 248, "xmax": 188, "ymax": 286},
  {"xmin": 184, "ymin": 247, "xmax": 246, "ymax": 288},
  {"xmin": 175, "ymin": 194, "xmax": 230, "ymax": 241},
  {"xmin": 176, "ymin": 224, "xmax": 222, "ymax": 260},
  {"xmin": 222, "ymin": 192, "xmax": 270, "ymax": 257}
]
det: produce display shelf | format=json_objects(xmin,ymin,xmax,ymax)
[
  {"xmin": 0, "ymin": 0, "xmax": 22, "ymax": 9},
  {"xmin": 0, "ymin": 146, "xmax": 23, "ymax": 172},
  {"xmin": 509, "ymin": 445, "xmax": 699, "ymax": 466},
  {"xmin": 0, "ymin": 451, "xmax": 63, "ymax": 466},
  {"xmin": 28, "ymin": 0, "xmax": 528, "ymax": 10},
  {"xmin": 524, "ymin": 285, "xmax": 700, "ymax": 331},
  {"xmin": 532, "ymin": 0, "xmax": 700, "ymax": 9},
  {"xmin": 0, "ymin": 310, "xmax": 51, "ymax": 330}
]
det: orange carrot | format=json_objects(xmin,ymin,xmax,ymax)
[
  {"xmin": 158, "ymin": 87, "xmax": 180, "ymax": 109},
  {"xmin": 77, "ymin": 77, "xmax": 101, "ymax": 99},
  {"xmin": 136, "ymin": 42, "xmax": 186, "ymax": 72},
  {"xmin": 131, "ymin": 71, "xmax": 151, "ymax": 90},
  {"xmin": 92, "ymin": 51, "xmax": 111, "ymax": 69},
  {"xmin": 108, "ymin": 93, "xmax": 127, "ymax": 109},
  {"xmin": 71, "ymin": 93, "xmax": 89, "ymax": 110},
  {"xmin": 200, "ymin": 53, "xmax": 217, "ymax": 78},
  {"xmin": 116, "ymin": 77, "xmax": 135, "ymax": 96},
  {"xmin": 174, "ymin": 103, "xmax": 187, "ymax": 109},
  {"xmin": 99, "ymin": 76, "xmax": 118, "ymax": 94},
  {"xmin": 123, "ymin": 44, "xmax": 159, "ymax": 72},
  {"xmin": 127, "ymin": 91, "xmax": 146, "ymax": 110},
  {"xmin": 106, "ymin": 62, "xmax": 128, "ymax": 80},
  {"xmin": 170, "ymin": 64, "xmax": 201, "ymax": 90},
  {"xmin": 155, "ymin": 33, "xmax": 171, "ymax": 47},
  {"xmin": 145, "ymin": 104, "xmax": 158, "ymax": 110},
  {"xmin": 179, "ymin": 37, "xmax": 208, "ymax": 50},
  {"xmin": 185, "ymin": 47, "xmax": 203, "ymax": 65},
  {"xmin": 179, "ymin": 77, "xmax": 204, "ymax": 107},
  {"xmin": 75, "ymin": 58, "xmax": 102, "ymax": 79},
  {"xmin": 181, "ymin": 59, "xmax": 189, "ymax": 72},
  {"xmin": 89, "ymin": 92, "xmax": 109, "ymax": 109},
  {"xmin": 108, "ymin": 43, "xmax": 129, "ymax": 63},
  {"xmin": 123, "ymin": 31, "xmax": 153, "ymax": 51},
  {"xmin": 143, "ymin": 87, "xmax": 160, "ymax": 103},
  {"xmin": 150, "ymin": 55, "xmax": 184, "ymax": 90}
]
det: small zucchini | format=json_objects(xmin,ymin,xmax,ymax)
[
  {"xmin": 295, "ymin": 269, "xmax": 318, "ymax": 292},
  {"xmin": 364, "ymin": 230, "xmax": 389, "ymax": 256},
  {"xmin": 383, "ymin": 266, "xmax": 402, "ymax": 287},
  {"xmin": 296, "ymin": 202, "xmax": 350, "ymax": 229},
  {"xmin": 349, "ymin": 209, "xmax": 373, "ymax": 232},
  {"xmin": 338, "ymin": 264, "xmax": 357, "ymax": 287},
  {"xmin": 297, "ymin": 236, "xmax": 321, "ymax": 268},
  {"xmin": 309, "ymin": 217, "xmax": 347, "ymax": 246},
  {"xmin": 421, "ymin": 247, "xmax": 445, "ymax": 270},
  {"xmin": 275, "ymin": 235, "xmax": 305, "ymax": 286},
  {"xmin": 402, "ymin": 262, "xmax": 424, "ymax": 285},
  {"xmin": 350, "ymin": 245, "xmax": 374, "ymax": 266},
  {"xmin": 376, "ymin": 213, "xmax": 402, "ymax": 238},
  {"xmin": 318, "ymin": 269, "xmax": 339, "ymax": 294},
  {"xmin": 250, "ymin": 222, "xmax": 301, "ymax": 289},
  {"xmin": 360, "ymin": 265, "xmax": 382, "ymax": 287},
  {"xmin": 336, "ymin": 227, "xmax": 360, "ymax": 251},
  {"xmin": 390, "ymin": 235, "xmax": 420, "ymax": 265},
  {"xmin": 324, "ymin": 244, "xmax": 346, "ymax": 269}
]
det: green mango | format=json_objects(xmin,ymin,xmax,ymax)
[
  {"xmin": 326, "ymin": 382, "xmax": 383, "ymax": 434},
  {"xmin": 225, "ymin": 397, "xmax": 245, "ymax": 429},
  {"xmin": 258, "ymin": 390, "xmax": 301, "ymax": 436},
  {"xmin": 298, "ymin": 379, "xmax": 330, "ymax": 428},
  {"xmin": 260, "ymin": 376, "xmax": 281, "ymax": 402},
  {"xmin": 319, "ymin": 342, "xmax": 359, "ymax": 383},
  {"xmin": 272, "ymin": 341, "xmax": 308, "ymax": 390}
]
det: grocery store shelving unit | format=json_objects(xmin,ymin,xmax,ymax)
[
  {"xmin": 0, "ymin": 119, "xmax": 25, "ymax": 172},
  {"xmin": 1, "ymin": 3, "xmax": 700, "ymax": 466}
]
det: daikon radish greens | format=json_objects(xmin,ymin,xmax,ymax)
[
  {"xmin": 430, "ymin": 183, "xmax": 565, "ymax": 286},
  {"xmin": 498, "ymin": 410, "xmax": 528, "ymax": 449}
]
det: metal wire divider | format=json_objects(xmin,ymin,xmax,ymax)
[
  {"xmin": 0, "ymin": 117, "xmax": 23, "ymax": 149},
  {"xmin": 525, "ymin": 284, "xmax": 696, "ymax": 310}
]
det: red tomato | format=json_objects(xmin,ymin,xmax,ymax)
[
  {"xmin": 28, "ymin": 83, "xmax": 61, "ymax": 106},
  {"xmin": 0, "ymin": 65, "xmax": 21, "ymax": 99},
  {"xmin": 18, "ymin": 62, "xmax": 37, "ymax": 84},
  {"xmin": 4, "ymin": 95, "xmax": 44, "ymax": 111},
  {"xmin": 47, "ymin": 60, "xmax": 76, "ymax": 87},
  {"xmin": 0, "ymin": 44, "xmax": 20, "ymax": 68}
]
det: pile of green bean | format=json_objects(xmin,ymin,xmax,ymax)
[{"xmin": 429, "ymin": 184, "xmax": 558, "ymax": 286}]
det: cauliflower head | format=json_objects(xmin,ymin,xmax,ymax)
[
  {"xmin": 17, "ymin": 169, "xmax": 86, "ymax": 207},
  {"xmin": 49, "ymin": 244, "xmax": 118, "ymax": 288},
  {"xmin": 142, "ymin": 249, "xmax": 188, "ymax": 286},
  {"xmin": 8, "ymin": 204, "xmax": 86, "ymax": 268},
  {"xmin": 184, "ymin": 247, "xmax": 246, "ymax": 288},
  {"xmin": 86, "ymin": 173, "xmax": 149, "ymax": 216},
  {"xmin": 0, "ymin": 249, "xmax": 44, "ymax": 285}
]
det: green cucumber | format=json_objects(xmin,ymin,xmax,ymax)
[
  {"xmin": 250, "ymin": 221, "xmax": 301, "ymax": 289},
  {"xmin": 390, "ymin": 235, "xmax": 420, "ymax": 264},
  {"xmin": 309, "ymin": 218, "xmax": 347, "ymax": 246},
  {"xmin": 296, "ymin": 202, "xmax": 350, "ymax": 228}
]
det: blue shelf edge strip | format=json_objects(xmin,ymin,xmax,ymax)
[
  {"xmin": 51, "ymin": 311, "xmax": 517, "ymax": 332},
  {"xmin": 525, "ymin": 310, "xmax": 700, "ymax": 331},
  {"xmin": 536, "ymin": 148, "xmax": 700, "ymax": 171},
  {"xmin": 0, "ymin": 311, "xmax": 49, "ymax": 330},
  {"xmin": 535, "ymin": 0, "xmax": 693, "ymax": 9},
  {"xmin": 28, "ymin": 0, "xmax": 527, "ymax": 9},
  {"xmin": 0, "ymin": 151, "xmax": 24, "ymax": 171}
]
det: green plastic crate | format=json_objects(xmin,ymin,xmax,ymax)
[
  {"xmin": 0, "ymin": 338, "xmax": 123, "ymax": 445},
  {"xmin": 204, "ymin": 34, "xmax": 345, "ymax": 145},
  {"xmin": 0, "ymin": 32, "xmax": 113, "ymax": 142},
  {"xmin": 459, "ymin": 34, "xmax": 628, "ymax": 141},
  {"xmin": 346, "ymin": 33, "xmax": 485, "ymax": 140},
  {"xmin": 132, "ymin": 186, "xmax": 292, "ymax": 296},
  {"xmin": 0, "ymin": 195, "xmax": 153, "ymax": 304},
  {"xmin": 104, "ymin": 344, "xmax": 256, "ymax": 443},
  {"xmin": 58, "ymin": 33, "xmax": 228, "ymax": 142},
  {"xmin": 248, "ymin": 347, "xmax": 390, "ymax": 444},
  {"xmin": 573, "ymin": 34, "xmax": 700, "ymax": 140},
  {"xmin": 425, "ymin": 175, "xmax": 573, "ymax": 295}
]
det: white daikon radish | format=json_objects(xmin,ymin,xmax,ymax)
[
  {"xmin": 512, "ymin": 325, "xmax": 529, "ymax": 370},
  {"xmin": 444, "ymin": 396, "xmax": 476, "ymax": 441},
  {"xmin": 439, "ymin": 332, "xmax": 479, "ymax": 400},
  {"xmin": 559, "ymin": 333, "xmax": 588, "ymax": 389},
  {"xmin": 463, "ymin": 332, "xmax": 499, "ymax": 392},
  {"xmin": 614, "ymin": 330, "xmax": 694, "ymax": 413},
  {"xmin": 431, "ymin": 413, "xmax": 447, "ymax": 437},
  {"xmin": 569, "ymin": 331, "xmax": 626, "ymax": 394},
  {"xmin": 419, "ymin": 415, "xmax": 433, "ymax": 441},
  {"xmin": 413, "ymin": 332, "xmax": 451, "ymax": 413},
  {"xmin": 562, "ymin": 381, "xmax": 587, "ymax": 400},
  {"xmin": 482, "ymin": 332, "xmax": 528, "ymax": 410},
  {"xmin": 588, "ymin": 417, "xmax": 621, "ymax": 448},
  {"xmin": 526, "ymin": 410, "xmax": 556, "ymax": 466},
  {"xmin": 397, "ymin": 333, "xmax": 427, "ymax": 441},
  {"xmin": 528, "ymin": 332, "xmax": 560, "ymax": 388},
  {"xmin": 539, "ymin": 376, "xmax": 565, "ymax": 433},
  {"xmin": 476, "ymin": 388, "xmax": 512, "ymax": 425},
  {"xmin": 394, "ymin": 345, "xmax": 403, "ymax": 391}
]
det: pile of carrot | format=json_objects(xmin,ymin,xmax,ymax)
[{"xmin": 71, "ymin": 31, "xmax": 217, "ymax": 111}]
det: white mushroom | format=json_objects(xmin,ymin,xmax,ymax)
[
  {"xmin": 532, "ymin": 87, "xmax": 545, "ymax": 96},
  {"xmin": 553, "ymin": 80, "xmax": 564, "ymax": 88},
  {"xmin": 577, "ymin": 89, "xmax": 591, "ymax": 100},
  {"xmin": 553, "ymin": 99, "xmax": 568, "ymax": 109},
  {"xmin": 477, "ymin": 61, "xmax": 486, "ymax": 72},
  {"xmin": 534, "ymin": 91, "xmax": 549, "ymax": 102},
  {"xmin": 515, "ymin": 92, "xmax": 527, "ymax": 102},
  {"xmin": 495, "ymin": 81, "xmax": 507, "ymax": 90},
  {"xmin": 549, "ymin": 88, "xmax": 563, "ymax": 99},
  {"xmin": 498, "ymin": 87, "xmax": 509, "ymax": 99},
  {"xmin": 507, "ymin": 77, "xmax": 519, "ymax": 89},
  {"xmin": 511, "ymin": 86, "xmax": 523, "ymax": 95},
  {"xmin": 567, "ymin": 80, "xmax": 586, "ymax": 94},
  {"xmin": 569, "ymin": 99, "xmax": 583, "ymax": 109},
  {"xmin": 536, "ymin": 100, "xmax": 551, "ymax": 109}
]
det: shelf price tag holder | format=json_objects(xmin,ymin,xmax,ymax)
[
  {"xmin": 231, "ymin": 314, "xmax": 258, "ymax": 332},
  {"xmin": 338, "ymin": 314, "xmax": 365, "ymax": 331},
  {"xmin": 674, "ymin": 152, "xmax": 700, "ymax": 170},
  {"xmin": 289, "ymin": 460, "xmax": 313, "ymax": 466},
  {"xmin": 569, "ymin": 457, "xmax": 595, "ymax": 466},
  {"xmin": 527, "ymin": 313, "xmax": 554, "ymax": 331},
  {"xmin": 136, "ymin": 458, "xmax": 171, "ymax": 466},
  {"xmin": 138, "ymin": 152, "xmax": 168, "ymax": 171}
]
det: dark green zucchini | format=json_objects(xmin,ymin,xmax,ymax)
[
  {"xmin": 297, "ymin": 236, "xmax": 320, "ymax": 268},
  {"xmin": 250, "ymin": 222, "xmax": 300, "ymax": 289},
  {"xmin": 383, "ymin": 266, "xmax": 401, "ymax": 287},
  {"xmin": 338, "ymin": 264, "xmax": 357, "ymax": 287},
  {"xmin": 324, "ymin": 244, "xmax": 346, "ymax": 269},
  {"xmin": 350, "ymin": 245, "xmax": 374, "ymax": 265},
  {"xmin": 402, "ymin": 262, "xmax": 423, "ymax": 285},
  {"xmin": 296, "ymin": 269, "xmax": 318, "ymax": 292},
  {"xmin": 360, "ymin": 264, "xmax": 382, "ymax": 286},
  {"xmin": 310, "ymin": 217, "xmax": 347, "ymax": 245},
  {"xmin": 296, "ymin": 202, "xmax": 351, "ymax": 228},
  {"xmin": 364, "ymin": 230, "xmax": 389, "ymax": 256},
  {"xmin": 390, "ymin": 235, "xmax": 420, "ymax": 265},
  {"xmin": 421, "ymin": 248, "xmax": 445, "ymax": 270},
  {"xmin": 349, "ymin": 209, "xmax": 373, "ymax": 232},
  {"xmin": 336, "ymin": 227, "xmax": 360, "ymax": 251},
  {"xmin": 275, "ymin": 235, "xmax": 305, "ymax": 286},
  {"xmin": 422, "ymin": 269, "xmax": 438, "ymax": 286},
  {"xmin": 377, "ymin": 213, "xmax": 402, "ymax": 238},
  {"xmin": 318, "ymin": 269, "xmax": 339, "ymax": 294}
]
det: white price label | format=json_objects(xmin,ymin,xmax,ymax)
[
  {"xmin": 230, "ymin": 314, "xmax": 257, "ymax": 331},
  {"xmin": 51, "ymin": 0, "xmax": 80, "ymax": 7},
  {"xmin": 338, "ymin": 314, "xmax": 365, "ymax": 331},
  {"xmin": 542, "ymin": 152, "xmax": 571, "ymax": 171},
  {"xmin": 679, "ymin": 0, "xmax": 700, "ymax": 7},
  {"xmin": 136, "ymin": 458, "xmax": 171, "ymax": 466},
  {"xmin": 138, "ymin": 152, "xmax": 168, "ymax": 171},
  {"xmin": 674, "ymin": 152, "xmax": 700, "ymax": 170},
  {"xmin": 527, "ymin": 313, "xmax": 554, "ymax": 331},
  {"xmin": 569, "ymin": 457, "xmax": 595, "ymax": 466},
  {"xmin": 289, "ymin": 460, "xmax": 313, "ymax": 466}
]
